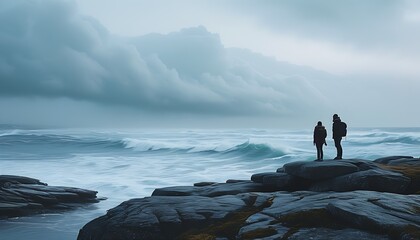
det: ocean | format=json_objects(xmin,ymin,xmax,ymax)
[{"xmin": 1, "ymin": 127, "xmax": 420, "ymax": 240}]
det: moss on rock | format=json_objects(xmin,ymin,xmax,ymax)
[
  {"xmin": 241, "ymin": 227, "xmax": 277, "ymax": 239},
  {"xmin": 377, "ymin": 164, "xmax": 420, "ymax": 193},
  {"xmin": 400, "ymin": 225, "xmax": 420, "ymax": 240},
  {"xmin": 177, "ymin": 208, "xmax": 261, "ymax": 239},
  {"xmin": 178, "ymin": 197, "xmax": 275, "ymax": 239},
  {"xmin": 279, "ymin": 209, "xmax": 339, "ymax": 228},
  {"xmin": 180, "ymin": 233, "xmax": 215, "ymax": 240}
]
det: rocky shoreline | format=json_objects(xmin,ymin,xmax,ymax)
[
  {"xmin": 77, "ymin": 156, "xmax": 420, "ymax": 240},
  {"xmin": 0, "ymin": 175, "xmax": 101, "ymax": 219}
]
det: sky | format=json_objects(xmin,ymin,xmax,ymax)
[{"xmin": 1, "ymin": 0, "xmax": 420, "ymax": 128}]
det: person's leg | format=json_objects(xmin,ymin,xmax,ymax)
[
  {"xmin": 316, "ymin": 143, "xmax": 323, "ymax": 160},
  {"xmin": 316, "ymin": 144, "xmax": 320, "ymax": 159},
  {"xmin": 334, "ymin": 138, "xmax": 342, "ymax": 159},
  {"xmin": 337, "ymin": 139, "xmax": 342, "ymax": 159}
]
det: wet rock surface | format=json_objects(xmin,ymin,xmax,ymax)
[
  {"xmin": 78, "ymin": 157, "xmax": 420, "ymax": 240},
  {"xmin": 152, "ymin": 181, "xmax": 273, "ymax": 197},
  {"xmin": 260, "ymin": 158, "xmax": 414, "ymax": 194},
  {"xmin": 0, "ymin": 175, "xmax": 100, "ymax": 219}
]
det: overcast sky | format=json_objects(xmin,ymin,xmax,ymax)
[{"xmin": 1, "ymin": 0, "xmax": 420, "ymax": 128}]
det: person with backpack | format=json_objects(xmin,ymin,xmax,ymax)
[
  {"xmin": 332, "ymin": 114, "xmax": 347, "ymax": 160},
  {"xmin": 313, "ymin": 121, "xmax": 327, "ymax": 161}
]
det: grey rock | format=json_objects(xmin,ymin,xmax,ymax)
[
  {"xmin": 0, "ymin": 175, "xmax": 46, "ymax": 186},
  {"xmin": 261, "ymin": 191, "xmax": 419, "ymax": 238},
  {"xmin": 226, "ymin": 179, "xmax": 249, "ymax": 183},
  {"xmin": 288, "ymin": 228, "xmax": 390, "ymax": 240},
  {"xmin": 374, "ymin": 156, "xmax": 414, "ymax": 164},
  {"xmin": 0, "ymin": 175, "xmax": 100, "ymax": 219},
  {"xmin": 310, "ymin": 168, "xmax": 411, "ymax": 193},
  {"xmin": 326, "ymin": 192, "xmax": 420, "ymax": 238},
  {"xmin": 261, "ymin": 172, "xmax": 301, "ymax": 190},
  {"xmin": 238, "ymin": 213, "xmax": 288, "ymax": 239},
  {"xmin": 386, "ymin": 158, "xmax": 420, "ymax": 166},
  {"xmin": 339, "ymin": 159, "xmax": 380, "ymax": 171},
  {"xmin": 193, "ymin": 182, "xmax": 217, "ymax": 187},
  {"xmin": 251, "ymin": 172, "xmax": 277, "ymax": 183},
  {"xmin": 376, "ymin": 157, "xmax": 420, "ymax": 167},
  {"xmin": 284, "ymin": 160, "xmax": 360, "ymax": 180},
  {"xmin": 261, "ymin": 191, "xmax": 335, "ymax": 218},
  {"xmin": 152, "ymin": 181, "xmax": 269, "ymax": 197},
  {"xmin": 78, "ymin": 193, "xmax": 271, "ymax": 240},
  {"xmin": 78, "ymin": 190, "xmax": 420, "ymax": 240},
  {"xmin": 77, "ymin": 156, "xmax": 420, "ymax": 240}
]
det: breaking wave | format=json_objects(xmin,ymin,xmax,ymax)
[
  {"xmin": 0, "ymin": 130, "xmax": 287, "ymax": 160},
  {"xmin": 2, "ymin": 128, "xmax": 420, "ymax": 161}
]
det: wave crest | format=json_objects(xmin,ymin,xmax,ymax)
[
  {"xmin": 120, "ymin": 138, "xmax": 286, "ymax": 159},
  {"xmin": 350, "ymin": 133, "xmax": 420, "ymax": 145},
  {"xmin": 219, "ymin": 141, "xmax": 286, "ymax": 159}
]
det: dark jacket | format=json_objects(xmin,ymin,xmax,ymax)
[
  {"xmin": 332, "ymin": 117, "xmax": 342, "ymax": 139},
  {"xmin": 313, "ymin": 125, "xmax": 327, "ymax": 144}
]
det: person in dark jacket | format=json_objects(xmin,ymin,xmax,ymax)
[
  {"xmin": 332, "ymin": 114, "xmax": 343, "ymax": 159},
  {"xmin": 313, "ymin": 121, "xmax": 327, "ymax": 161}
]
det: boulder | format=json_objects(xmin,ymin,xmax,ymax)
[
  {"xmin": 283, "ymin": 160, "xmax": 359, "ymax": 180},
  {"xmin": 77, "ymin": 156, "xmax": 420, "ymax": 240},
  {"xmin": 339, "ymin": 159, "xmax": 380, "ymax": 171},
  {"xmin": 326, "ymin": 192, "xmax": 420, "ymax": 239},
  {"xmin": 152, "ymin": 181, "xmax": 271, "ymax": 197},
  {"xmin": 0, "ymin": 175, "xmax": 100, "ymax": 219},
  {"xmin": 251, "ymin": 172, "xmax": 277, "ymax": 183},
  {"xmin": 193, "ymin": 182, "xmax": 217, "ymax": 187},
  {"xmin": 386, "ymin": 158, "xmax": 420, "ymax": 166},
  {"xmin": 251, "ymin": 172, "xmax": 306, "ymax": 191},
  {"xmin": 261, "ymin": 173, "xmax": 292, "ymax": 188},
  {"xmin": 78, "ymin": 193, "xmax": 272, "ymax": 240},
  {"xmin": 374, "ymin": 156, "xmax": 414, "ymax": 164},
  {"xmin": 374, "ymin": 158, "xmax": 420, "ymax": 193},
  {"xmin": 258, "ymin": 191, "xmax": 419, "ymax": 239},
  {"xmin": 238, "ymin": 213, "xmax": 289, "ymax": 239},
  {"xmin": 78, "ymin": 191, "xmax": 420, "ymax": 240},
  {"xmin": 310, "ymin": 168, "xmax": 411, "ymax": 193},
  {"xmin": 0, "ymin": 175, "xmax": 46, "ymax": 186},
  {"xmin": 288, "ymin": 228, "xmax": 390, "ymax": 240},
  {"xmin": 260, "ymin": 173, "xmax": 309, "ymax": 191}
]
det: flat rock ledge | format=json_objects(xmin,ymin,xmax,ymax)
[
  {"xmin": 78, "ymin": 156, "xmax": 420, "ymax": 240},
  {"xmin": 0, "ymin": 175, "xmax": 100, "ymax": 219}
]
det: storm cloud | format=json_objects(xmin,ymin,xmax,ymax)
[
  {"xmin": 0, "ymin": 0, "xmax": 328, "ymax": 118},
  {"xmin": 1, "ymin": 0, "xmax": 419, "ymax": 128},
  {"xmin": 223, "ymin": 0, "xmax": 420, "ymax": 53}
]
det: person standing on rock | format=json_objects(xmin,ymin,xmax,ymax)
[
  {"xmin": 332, "ymin": 114, "xmax": 347, "ymax": 160},
  {"xmin": 313, "ymin": 121, "xmax": 327, "ymax": 161}
]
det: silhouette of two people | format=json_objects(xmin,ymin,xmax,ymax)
[{"xmin": 314, "ymin": 114, "xmax": 346, "ymax": 161}]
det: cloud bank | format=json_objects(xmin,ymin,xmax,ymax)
[
  {"xmin": 2, "ymin": 0, "xmax": 419, "ymax": 128},
  {"xmin": 223, "ymin": 0, "xmax": 420, "ymax": 53},
  {"xmin": 0, "ymin": 0, "xmax": 330, "ymax": 120}
]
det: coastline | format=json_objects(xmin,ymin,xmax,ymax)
[{"xmin": 77, "ymin": 156, "xmax": 420, "ymax": 240}]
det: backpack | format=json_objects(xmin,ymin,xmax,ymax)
[{"xmin": 339, "ymin": 122, "xmax": 347, "ymax": 137}]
